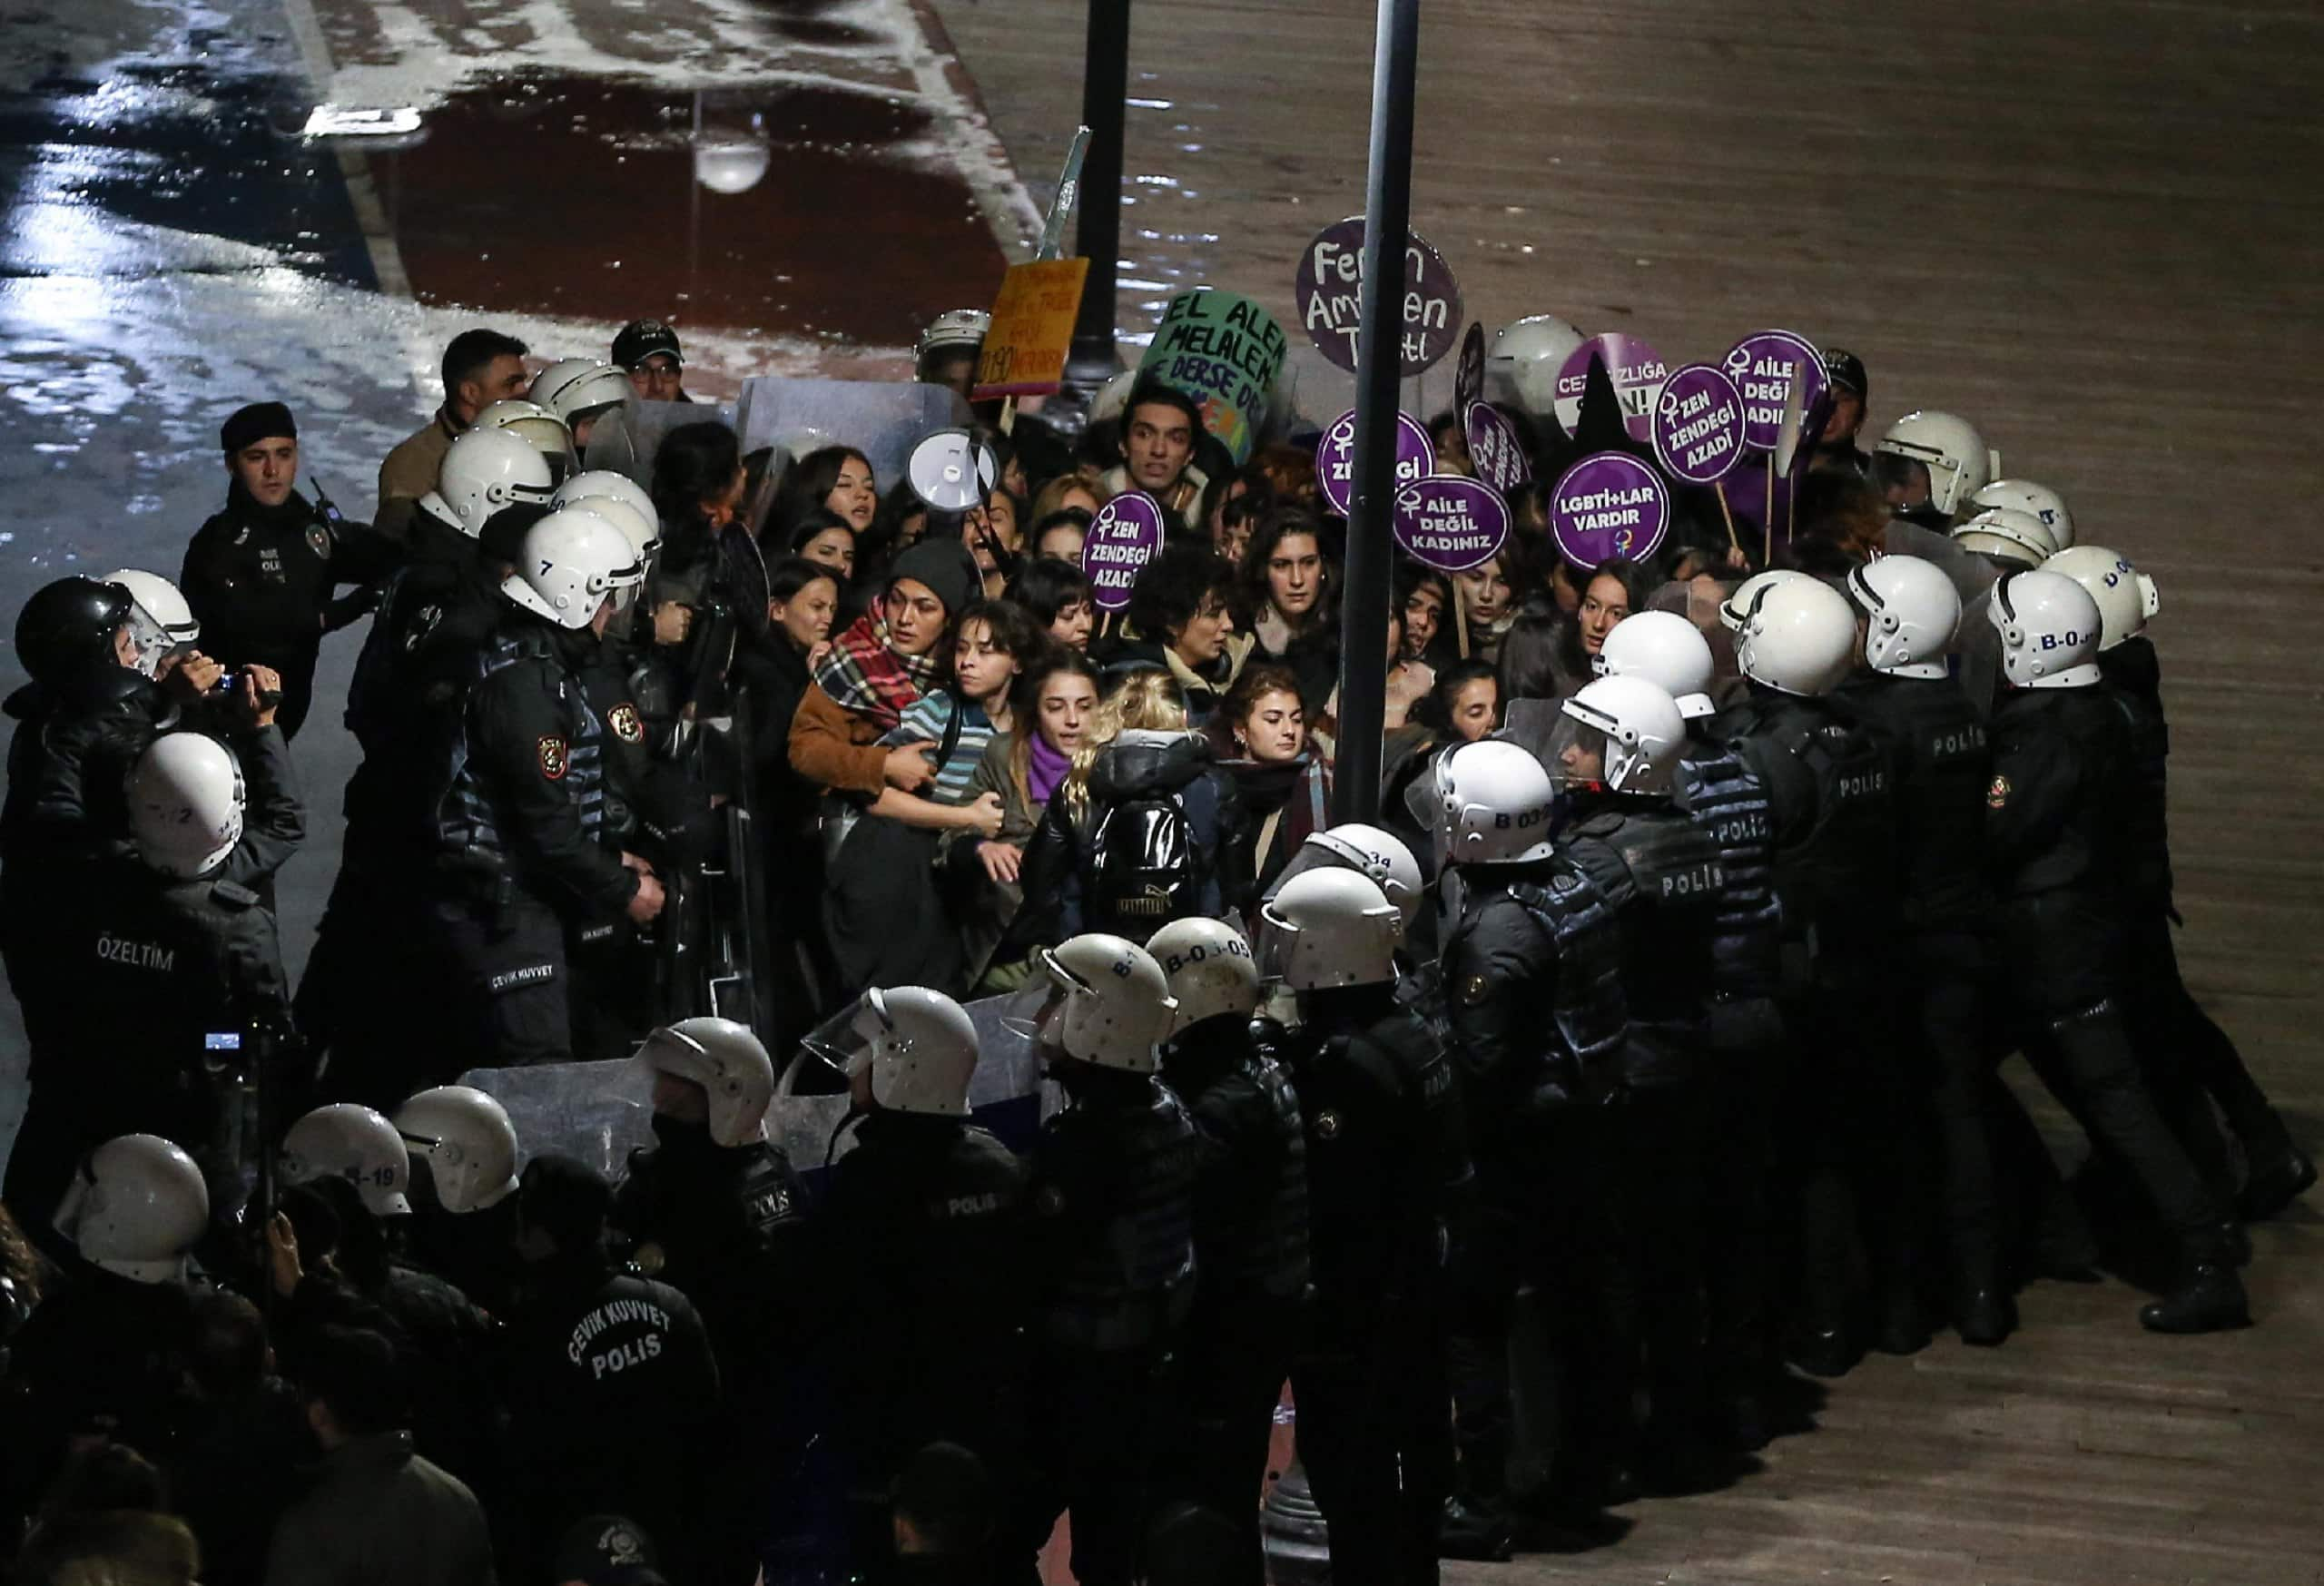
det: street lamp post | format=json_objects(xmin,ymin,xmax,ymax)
[{"xmin": 1061, "ymin": 0, "xmax": 1132, "ymax": 404}]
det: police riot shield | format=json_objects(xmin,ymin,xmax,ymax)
[
  {"xmin": 583, "ymin": 397, "xmax": 740, "ymax": 489},
  {"xmin": 1495, "ymin": 697, "xmax": 1567, "ymax": 773},
  {"xmin": 731, "ymin": 378, "xmax": 971, "ymax": 501},
  {"xmin": 458, "ymin": 1058, "xmax": 656, "ymax": 1181}
]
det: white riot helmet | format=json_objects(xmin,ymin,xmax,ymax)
[
  {"xmin": 501, "ymin": 508, "xmax": 645, "ymax": 629},
  {"xmin": 1594, "ymin": 610, "xmax": 1715, "ymax": 718},
  {"xmin": 1275, "ymin": 823, "xmax": 1425, "ymax": 931},
  {"xmin": 806, "ymin": 987, "xmax": 980, "ymax": 1117},
  {"xmin": 102, "ymin": 570, "xmax": 200, "ymax": 648},
  {"xmin": 557, "ymin": 497, "xmax": 659, "ymax": 566},
  {"xmin": 1556, "ymin": 675, "xmax": 1687, "ymax": 795},
  {"xmin": 424, "ymin": 427, "xmax": 556, "ymax": 537},
  {"xmin": 1951, "ymin": 506, "xmax": 2058, "ymax": 568},
  {"xmin": 1485, "ymin": 314, "xmax": 1587, "ymax": 418},
  {"xmin": 916, "ymin": 309, "xmax": 990, "ymax": 379},
  {"xmin": 1731, "ymin": 575, "xmax": 1858, "ymax": 696},
  {"xmin": 1015, "ymin": 933, "xmax": 1177, "ymax": 1073},
  {"xmin": 554, "ymin": 471, "xmax": 660, "ymax": 546},
  {"xmin": 1844, "ymin": 554, "xmax": 1962, "ymax": 679},
  {"xmin": 1147, "ymin": 917, "xmax": 1262, "ymax": 1033},
  {"xmin": 280, "ymin": 1104, "xmax": 412, "ymax": 1217},
  {"xmin": 1256, "ymin": 869, "xmax": 1402, "ymax": 991},
  {"xmin": 529, "ymin": 360, "xmax": 633, "ymax": 428},
  {"xmin": 1874, "ymin": 409, "xmax": 1998, "ymax": 517},
  {"xmin": 2042, "ymin": 545, "xmax": 2158, "ymax": 652},
  {"xmin": 475, "ymin": 399, "xmax": 578, "ymax": 482},
  {"xmin": 52, "ymin": 1134, "xmax": 209, "ymax": 1285},
  {"xmin": 123, "ymin": 733, "xmax": 244, "ymax": 879},
  {"xmin": 1434, "ymin": 738, "xmax": 1558, "ymax": 866},
  {"xmin": 1988, "ymin": 568, "xmax": 2103, "ymax": 690},
  {"xmin": 1970, "ymin": 478, "xmax": 2075, "ymax": 550},
  {"xmin": 1088, "ymin": 368, "xmax": 1142, "ymax": 426},
  {"xmin": 636, "ymin": 1016, "xmax": 777, "ymax": 1144},
  {"xmin": 1718, "ymin": 569, "xmax": 1811, "ymax": 634},
  {"xmin": 393, "ymin": 1086, "xmax": 519, "ymax": 1215}
]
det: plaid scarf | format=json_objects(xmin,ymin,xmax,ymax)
[{"xmin": 814, "ymin": 611, "xmax": 936, "ymax": 732}]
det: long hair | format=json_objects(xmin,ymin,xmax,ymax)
[
  {"xmin": 1007, "ymin": 649, "xmax": 1103, "ymax": 813},
  {"xmin": 649, "ymin": 421, "xmax": 742, "ymax": 537},
  {"xmin": 772, "ymin": 445, "xmax": 874, "ymax": 544},
  {"xmin": 1062, "ymin": 668, "xmax": 1187, "ymax": 816},
  {"xmin": 1236, "ymin": 505, "xmax": 1341, "ymax": 639}
]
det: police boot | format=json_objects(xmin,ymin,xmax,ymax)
[
  {"xmin": 2138, "ymin": 1263, "xmax": 2250, "ymax": 1335},
  {"xmin": 1953, "ymin": 1286, "xmax": 2017, "ymax": 1348},
  {"xmin": 2238, "ymin": 1145, "xmax": 2317, "ymax": 1223},
  {"xmin": 1874, "ymin": 1285, "xmax": 1933, "ymax": 1357},
  {"xmin": 1437, "ymin": 1496, "xmax": 1512, "ymax": 1562}
]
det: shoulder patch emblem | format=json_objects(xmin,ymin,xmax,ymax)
[
  {"xmin": 538, "ymin": 734, "xmax": 569, "ymax": 780},
  {"xmin": 607, "ymin": 702, "xmax": 645, "ymax": 744},
  {"xmin": 402, "ymin": 603, "xmax": 443, "ymax": 654},
  {"xmin": 305, "ymin": 522, "xmax": 332, "ymax": 559},
  {"xmin": 1462, "ymin": 974, "xmax": 1491, "ymax": 1005},
  {"xmin": 1314, "ymin": 1108, "xmax": 1344, "ymax": 1141},
  {"xmin": 1985, "ymin": 773, "xmax": 2010, "ymax": 810}
]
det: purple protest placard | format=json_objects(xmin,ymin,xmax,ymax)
[
  {"xmin": 1650, "ymin": 363, "xmax": 1748, "ymax": 485},
  {"xmin": 1465, "ymin": 402, "xmax": 1531, "ymax": 497},
  {"xmin": 1721, "ymin": 330, "xmax": 1826, "ymax": 451},
  {"xmin": 1082, "ymin": 491, "xmax": 1165, "ymax": 612},
  {"xmin": 1316, "ymin": 408, "xmax": 1434, "ymax": 518},
  {"xmin": 1393, "ymin": 475, "xmax": 1510, "ymax": 573},
  {"xmin": 1294, "ymin": 216, "xmax": 1463, "ymax": 376},
  {"xmin": 1551, "ymin": 333, "xmax": 1669, "ymax": 440},
  {"xmin": 1454, "ymin": 321, "xmax": 1485, "ymax": 421},
  {"xmin": 1548, "ymin": 452, "xmax": 1670, "ymax": 570}
]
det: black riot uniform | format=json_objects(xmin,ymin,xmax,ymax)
[
  {"xmin": 2102, "ymin": 636, "xmax": 2310, "ymax": 1217},
  {"xmin": 8, "ymin": 724, "xmax": 300, "ymax": 1231},
  {"xmin": 1008, "ymin": 1063, "xmax": 1198, "ymax": 1586},
  {"xmin": 180, "ymin": 481, "xmax": 389, "ymax": 738},
  {"xmin": 1277, "ymin": 980, "xmax": 1465, "ymax": 1584},
  {"xmin": 419, "ymin": 605, "xmax": 643, "ymax": 1072},
  {"xmin": 566, "ymin": 638, "xmax": 668, "ymax": 1058},
  {"xmin": 1985, "ymin": 678, "xmax": 2244, "ymax": 1330},
  {"xmin": 1158, "ymin": 1012, "xmax": 1310, "ymax": 1583}
]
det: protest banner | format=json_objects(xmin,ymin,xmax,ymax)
[
  {"xmin": 1454, "ymin": 321, "xmax": 1485, "ymax": 419},
  {"xmin": 1393, "ymin": 475, "xmax": 1510, "ymax": 572},
  {"xmin": 1083, "ymin": 491, "xmax": 1166, "ymax": 611},
  {"xmin": 1548, "ymin": 451, "xmax": 1671, "ymax": 569},
  {"xmin": 1552, "ymin": 332, "xmax": 1670, "ymax": 440},
  {"xmin": 1317, "ymin": 407, "xmax": 1434, "ymax": 517},
  {"xmin": 1721, "ymin": 330, "xmax": 1826, "ymax": 450},
  {"xmin": 1650, "ymin": 363, "xmax": 1748, "ymax": 485},
  {"xmin": 970, "ymin": 258, "xmax": 1090, "ymax": 400},
  {"xmin": 1293, "ymin": 215, "xmax": 1462, "ymax": 376},
  {"xmin": 1465, "ymin": 402, "xmax": 1531, "ymax": 497},
  {"xmin": 1137, "ymin": 288, "xmax": 1288, "ymax": 465}
]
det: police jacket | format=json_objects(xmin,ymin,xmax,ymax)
[
  {"xmin": 2, "ymin": 668, "xmax": 185, "ymax": 889},
  {"xmin": 1837, "ymin": 669, "xmax": 1993, "ymax": 934},
  {"xmin": 1160, "ymin": 1015, "xmax": 1312, "ymax": 1306},
  {"xmin": 1674, "ymin": 737, "xmax": 1781, "ymax": 1000},
  {"xmin": 1984, "ymin": 683, "xmax": 2136, "ymax": 1008},
  {"xmin": 429, "ymin": 609, "xmax": 640, "ymax": 923},
  {"xmin": 1275, "ymin": 983, "xmax": 1467, "ymax": 1344},
  {"xmin": 181, "ymin": 482, "xmax": 388, "ymax": 670},
  {"xmin": 1026, "ymin": 1067, "xmax": 1198, "ymax": 1352},
  {"xmin": 4, "ymin": 1269, "xmax": 200, "ymax": 1513},
  {"xmin": 2099, "ymin": 636, "xmax": 2172, "ymax": 911},
  {"xmin": 1557, "ymin": 793, "xmax": 1725, "ymax": 1089}
]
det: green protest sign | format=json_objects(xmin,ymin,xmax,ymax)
[{"xmin": 1137, "ymin": 289, "xmax": 1287, "ymax": 465}]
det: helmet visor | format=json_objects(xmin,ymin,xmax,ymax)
[
  {"xmin": 1545, "ymin": 710, "xmax": 1610, "ymax": 791},
  {"xmin": 1252, "ymin": 902, "xmax": 1303, "ymax": 985},
  {"xmin": 121, "ymin": 604, "xmax": 173, "ymax": 678},
  {"xmin": 797, "ymin": 989, "xmax": 897, "ymax": 1085},
  {"xmin": 997, "ymin": 959, "xmax": 1074, "ymax": 1049},
  {"xmin": 1871, "ymin": 448, "xmax": 1933, "ymax": 509}
]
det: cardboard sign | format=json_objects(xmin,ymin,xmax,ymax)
[
  {"xmin": 971, "ymin": 258, "xmax": 1090, "ymax": 400},
  {"xmin": 1317, "ymin": 407, "xmax": 1434, "ymax": 518},
  {"xmin": 1294, "ymin": 216, "xmax": 1462, "ymax": 376},
  {"xmin": 1454, "ymin": 321, "xmax": 1486, "ymax": 420},
  {"xmin": 1137, "ymin": 289, "xmax": 1288, "ymax": 466},
  {"xmin": 1721, "ymin": 330, "xmax": 1826, "ymax": 451},
  {"xmin": 1548, "ymin": 451, "xmax": 1670, "ymax": 569},
  {"xmin": 1552, "ymin": 333, "xmax": 1669, "ymax": 440},
  {"xmin": 1083, "ymin": 491, "xmax": 1166, "ymax": 611},
  {"xmin": 1650, "ymin": 364, "xmax": 1748, "ymax": 485},
  {"xmin": 1465, "ymin": 402, "xmax": 1531, "ymax": 497},
  {"xmin": 1393, "ymin": 475, "xmax": 1510, "ymax": 572}
]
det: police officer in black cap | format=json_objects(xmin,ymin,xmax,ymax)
[
  {"xmin": 181, "ymin": 401, "xmax": 390, "ymax": 738},
  {"xmin": 1810, "ymin": 350, "xmax": 1872, "ymax": 478}
]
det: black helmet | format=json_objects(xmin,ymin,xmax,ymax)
[{"xmin": 15, "ymin": 576, "xmax": 133, "ymax": 689}]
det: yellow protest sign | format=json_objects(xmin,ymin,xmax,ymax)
[{"xmin": 972, "ymin": 258, "xmax": 1090, "ymax": 400}]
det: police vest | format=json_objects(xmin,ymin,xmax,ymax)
[
  {"xmin": 1225, "ymin": 1053, "xmax": 1313, "ymax": 1303},
  {"xmin": 1560, "ymin": 804, "xmax": 1726, "ymax": 1032},
  {"xmin": 1039, "ymin": 1081, "xmax": 1199, "ymax": 1350},
  {"xmin": 1735, "ymin": 694, "xmax": 1896, "ymax": 947},
  {"xmin": 1675, "ymin": 743, "xmax": 1781, "ymax": 999},
  {"xmin": 434, "ymin": 627, "xmax": 610, "ymax": 864},
  {"xmin": 1844, "ymin": 674, "xmax": 1992, "ymax": 931},
  {"xmin": 1502, "ymin": 862, "xmax": 1629, "ymax": 1088},
  {"xmin": 1999, "ymin": 687, "xmax": 2135, "ymax": 900},
  {"xmin": 2100, "ymin": 640, "xmax": 2172, "ymax": 907}
]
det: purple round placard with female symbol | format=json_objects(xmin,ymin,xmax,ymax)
[
  {"xmin": 1721, "ymin": 330, "xmax": 1826, "ymax": 451},
  {"xmin": 1552, "ymin": 332, "xmax": 1670, "ymax": 441},
  {"xmin": 1548, "ymin": 451, "xmax": 1669, "ymax": 570},
  {"xmin": 1393, "ymin": 475, "xmax": 1510, "ymax": 573},
  {"xmin": 1317, "ymin": 408, "xmax": 1435, "ymax": 518},
  {"xmin": 1464, "ymin": 402, "xmax": 1532, "ymax": 497},
  {"xmin": 1650, "ymin": 363, "xmax": 1749, "ymax": 485},
  {"xmin": 1082, "ymin": 490, "xmax": 1166, "ymax": 611}
]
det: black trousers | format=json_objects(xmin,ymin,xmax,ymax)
[
  {"xmin": 1293, "ymin": 1303, "xmax": 1447, "ymax": 1586},
  {"xmin": 1909, "ymin": 931, "xmax": 2006, "ymax": 1291},
  {"xmin": 1008, "ymin": 1342, "xmax": 1176, "ymax": 1586},
  {"xmin": 2122, "ymin": 908, "xmax": 2290, "ymax": 1166},
  {"xmin": 1167, "ymin": 1294, "xmax": 1303, "ymax": 1586},
  {"xmin": 1702, "ymin": 997, "xmax": 1784, "ymax": 1395}
]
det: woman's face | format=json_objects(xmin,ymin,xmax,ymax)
[
  {"xmin": 1403, "ymin": 583, "xmax": 1444, "ymax": 655},
  {"xmin": 953, "ymin": 618, "xmax": 1020, "ymax": 704},
  {"xmin": 1433, "ymin": 422, "xmax": 1472, "ymax": 477},
  {"xmin": 963, "ymin": 492, "xmax": 1021, "ymax": 573},
  {"xmin": 884, "ymin": 576, "xmax": 947, "ymax": 655},
  {"xmin": 1458, "ymin": 558, "xmax": 1513, "ymax": 625},
  {"xmin": 1550, "ymin": 558, "xmax": 1582, "ymax": 616},
  {"xmin": 1038, "ymin": 671, "xmax": 1101, "ymax": 754},
  {"xmin": 824, "ymin": 456, "xmax": 877, "ymax": 532},
  {"xmin": 1049, "ymin": 597, "xmax": 1095, "ymax": 652},
  {"xmin": 1171, "ymin": 588, "xmax": 1236, "ymax": 665},
  {"xmin": 1579, "ymin": 572, "xmax": 1631, "ymax": 656},
  {"xmin": 707, "ymin": 461, "xmax": 746, "ymax": 518},
  {"xmin": 773, "ymin": 576, "xmax": 838, "ymax": 655},
  {"xmin": 1055, "ymin": 483, "xmax": 1101, "ymax": 518},
  {"xmin": 1237, "ymin": 689, "xmax": 1306, "ymax": 763},
  {"xmin": 1266, "ymin": 532, "xmax": 1324, "ymax": 619},
  {"xmin": 898, "ymin": 507, "xmax": 928, "ymax": 548},
  {"xmin": 1451, "ymin": 676, "xmax": 1499, "ymax": 743},
  {"xmin": 1002, "ymin": 453, "xmax": 1029, "ymax": 499},
  {"xmin": 1036, "ymin": 522, "xmax": 1086, "ymax": 565},
  {"xmin": 799, "ymin": 526, "xmax": 855, "ymax": 580}
]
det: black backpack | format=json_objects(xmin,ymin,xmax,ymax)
[{"xmin": 1086, "ymin": 791, "xmax": 1199, "ymax": 943}]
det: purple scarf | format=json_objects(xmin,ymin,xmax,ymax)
[{"xmin": 1028, "ymin": 732, "xmax": 1071, "ymax": 806}]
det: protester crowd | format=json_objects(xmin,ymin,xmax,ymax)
[{"xmin": 0, "ymin": 307, "xmax": 2310, "ymax": 1586}]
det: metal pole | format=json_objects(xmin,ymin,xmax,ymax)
[
  {"xmin": 1333, "ymin": 0, "xmax": 1420, "ymax": 824},
  {"xmin": 1062, "ymin": 0, "xmax": 1131, "ymax": 398}
]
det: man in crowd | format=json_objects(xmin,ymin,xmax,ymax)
[
  {"xmin": 614, "ymin": 320, "xmax": 691, "ymax": 404},
  {"xmin": 376, "ymin": 328, "xmax": 531, "ymax": 537}
]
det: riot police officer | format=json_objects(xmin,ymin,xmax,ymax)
[
  {"xmin": 1983, "ymin": 571, "xmax": 2246, "ymax": 1333},
  {"xmin": 1261, "ymin": 869, "xmax": 1466, "ymax": 1582},
  {"xmin": 1003, "ymin": 933, "xmax": 1196, "ymax": 1586},
  {"xmin": 393, "ymin": 1085, "xmax": 523, "ymax": 1313},
  {"xmin": 1149, "ymin": 915, "xmax": 1309, "ymax": 1586},
  {"xmin": 417, "ymin": 508, "xmax": 665, "ymax": 1072}
]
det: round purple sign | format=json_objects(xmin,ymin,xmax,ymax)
[
  {"xmin": 1551, "ymin": 333, "xmax": 1669, "ymax": 441},
  {"xmin": 1293, "ymin": 216, "xmax": 1463, "ymax": 377},
  {"xmin": 1650, "ymin": 364, "xmax": 1749, "ymax": 485},
  {"xmin": 1721, "ymin": 330, "xmax": 1826, "ymax": 451},
  {"xmin": 1454, "ymin": 321, "xmax": 1485, "ymax": 421},
  {"xmin": 1464, "ymin": 402, "xmax": 1531, "ymax": 497},
  {"xmin": 1316, "ymin": 408, "xmax": 1435, "ymax": 518},
  {"xmin": 1393, "ymin": 476, "xmax": 1510, "ymax": 573},
  {"xmin": 1083, "ymin": 491, "xmax": 1165, "ymax": 612},
  {"xmin": 1547, "ymin": 452, "xmax": 1670, "ymax": 570}
]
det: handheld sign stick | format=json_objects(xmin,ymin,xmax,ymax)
[
  {"xmin": 1454, "ymin": 574, "xmax": 1471, "ymax": 660},
  {"xmin": 1772, "ymin": 360, "xmax": 1808, "ymax": 556},
  {"xmin": 1714, "ymin": 483, "xmax": 1741, "ymax": 558}
]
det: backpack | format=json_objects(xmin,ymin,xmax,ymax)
[{"xmin": 1086, "ymin": 791, "xmax": 1200, "ymax": 943}]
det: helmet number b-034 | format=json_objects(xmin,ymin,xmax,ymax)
[{"xmin": 1492, "ymin": 807, "xmax": 1547, "ymax": 830}]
